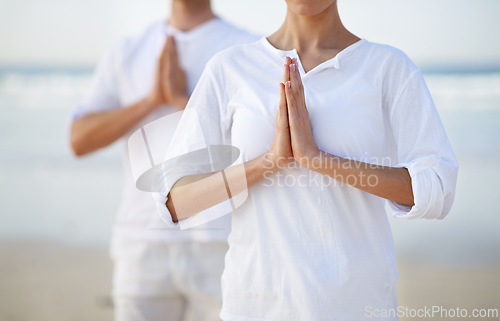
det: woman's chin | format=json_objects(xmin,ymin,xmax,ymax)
[{"xmin": 287, "ymin": 1, "xmax": 337, "ymax": 17}]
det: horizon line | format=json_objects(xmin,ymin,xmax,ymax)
[{"xmin": 1, "ymin": 64, "xmax": 500, "ymax": 75}]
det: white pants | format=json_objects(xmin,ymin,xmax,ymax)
[{"xmin": 111, "ymin": 239, "xmax": 228, "ymax": 321}]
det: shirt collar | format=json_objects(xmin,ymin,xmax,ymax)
[
  {"xmin": 162, "ymin": 17, "xmax": 221, "ymax": 41},
  {"xmin": 260, "ymin": 37, "xmax": 366, "ymax": 74}
]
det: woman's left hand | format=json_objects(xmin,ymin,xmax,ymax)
[{"xmin": 284, "ymin": 58, "xmax": 321, "ymax": 168}]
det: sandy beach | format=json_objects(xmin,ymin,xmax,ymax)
[
  {"xmin": 0, "ymin": 241, "xmax": 113, "ymax": 321},
  {"xmin": 397, "ymin": 256, "xmax": 500, "ymax": 320},
  {"xmin": 1, "ymin": 241, "xmax": 499, "ymax": 321}
]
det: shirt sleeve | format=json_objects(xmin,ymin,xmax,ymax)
[
  {"xmin": 384, "ymin": 55, "xmax": 459, "ymax": 220},
  {"xmin": 72, "ymin": 40, "xmax": 123, "ymax": 120},
  {"xmin": 152, "ymin": 57, "xmax": 242, "ymax": 230}
]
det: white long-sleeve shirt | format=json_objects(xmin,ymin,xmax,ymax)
[{"xmin": 154, "ymin": 37, "xmax": 458, "ymax": 320}]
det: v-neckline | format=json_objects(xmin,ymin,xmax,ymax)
[{"xmin": 261, "ymin": 37, "xmax": 366, "ymax": 77}]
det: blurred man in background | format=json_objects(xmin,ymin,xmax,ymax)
[{"xmin": 70, "ymin": 0, "xmax": 257, "ymax": 320}]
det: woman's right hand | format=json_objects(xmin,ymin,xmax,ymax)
[{"xmin": 264, "ymin": 57, "xmax": 294, "ymax": 172}]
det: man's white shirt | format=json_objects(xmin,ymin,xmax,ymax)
[{"xmin": 74, "ymin": 18, "xmax": 259, "ymax": 243}]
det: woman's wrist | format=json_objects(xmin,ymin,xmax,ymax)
[
  {"xmin": 295, "ymin": 148, "xmax": 324, "ymax": 171},
  {"xmin": 259, "ymin": 153, "xmax": 279, "ymax": 174},
  {"xmin": 262, "ymin": 152, "xmax": 293, "ymax": 173},
  {"xmin": 259, "ymin": 149, "xmax": 327, "ymax": 173},
  {"xmin": 241, "ymin": 154, "xmax": 279, "ymax": 188}
]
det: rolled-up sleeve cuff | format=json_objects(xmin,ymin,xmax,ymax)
[
  {"xmin": 152, "ymin": 191, "xmax": 180, "ymax": 228},
  {"xmin": 151, "ymin": 163, "xmax": 235, "ymax": 230},
  {"xmin": 151, "ymin": 165, "xmax": 195, "ymax": 229},
  {"xmin": 389, "ymin": 155, "xmax": 446, "ymax": 220}
]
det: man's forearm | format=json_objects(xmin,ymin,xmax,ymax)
[{"xmin": 70, "ymin": 98, "xmax": 158, "ymax": 156}]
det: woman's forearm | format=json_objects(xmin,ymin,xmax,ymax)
[
  {"xmin": 309, "ymin": 151, "xmax": 415, "ymax": 207},
  {"xmin": 166, "ymin": 153, "xmax": 273, "ymax": 222},
  {"xmin": 166, "ymin": 149, "xmax": 414, "ymax": 222}
]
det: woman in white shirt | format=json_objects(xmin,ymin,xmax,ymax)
[{"xmin": 154, "ymin": 0, "xmax": 458, "ymax": 320}]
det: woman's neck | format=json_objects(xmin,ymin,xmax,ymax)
[{"xmin": 268, "ymin": 2, "xmax": 359, "ymax": 71}]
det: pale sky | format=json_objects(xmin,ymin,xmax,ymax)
[{"xmin": 0, "ymin": 0, "xmax": 499, "ymax": 68}]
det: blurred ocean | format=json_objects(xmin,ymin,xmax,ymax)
[{"xmin": 0, "ymin": 68, "xmax": 499, "ymax": 265}]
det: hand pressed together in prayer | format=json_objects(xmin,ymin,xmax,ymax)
[
  {"xmin": 148, "ymin": 35, "xmax": 189, "ymax": 110},
  {"xmin": 267, "ymin": 56, "xmax": 321, "ymax": 171}
]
